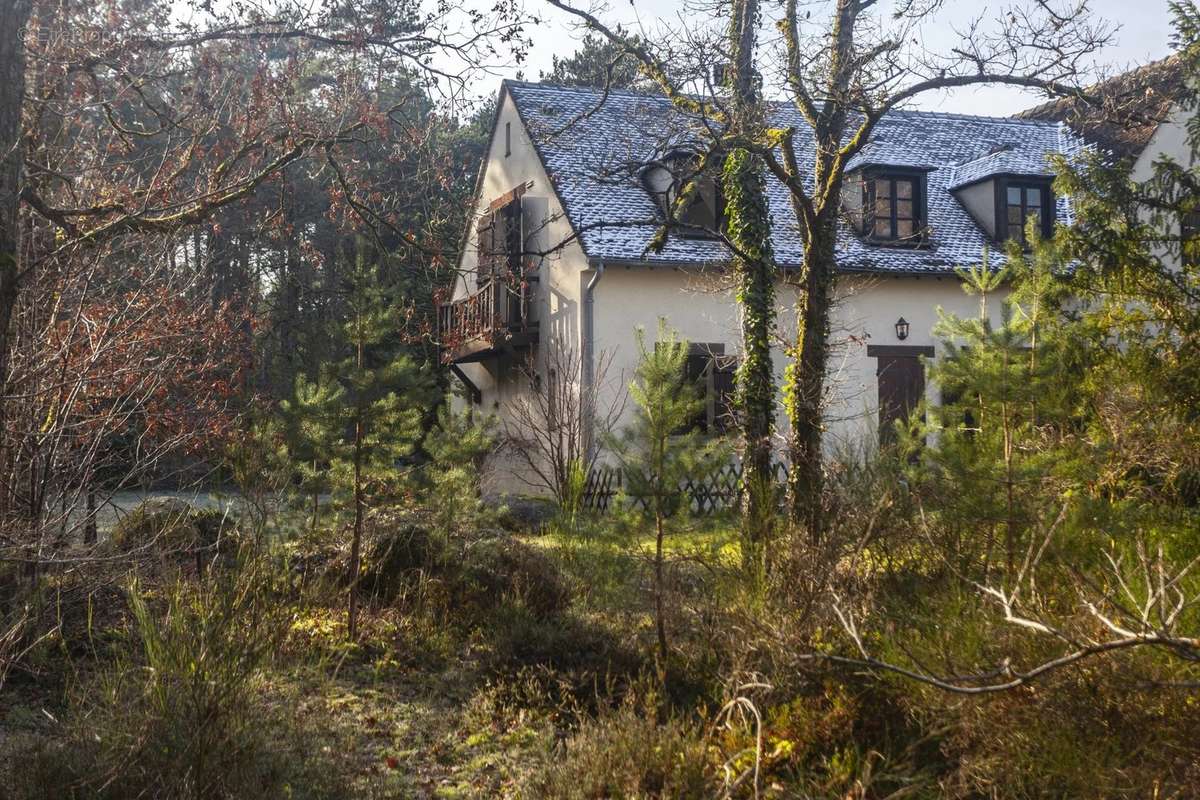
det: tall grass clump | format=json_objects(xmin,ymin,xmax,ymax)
[
  {"xmin": 2, "ymin": 554, "xmax": 341, "ymax": 800},
  {"xmin": 521, "ymin": 691, "xmax": 711, "ymax": 799}
]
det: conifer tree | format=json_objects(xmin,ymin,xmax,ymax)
[
  {"xmin": 284, "ymin": 247, "xmax": 433, "ymax": 639},
  {"xmin": 280, "ymin": 374, "xmax": 344, "ymax": 533},
  {"xmin": 915, "ymin": 234, "xmax": 1084, "ymax": 575},
  {"xmin": 421, "ymin": 402, "xmax": 497, "ymax": 536},
  {"xmin": 607, "ymin": 322, "xmax": 726, "ymax": 665},
  {"xmin": 837, "ymin": 8, "xmax": 1200, "ymax": 692}
]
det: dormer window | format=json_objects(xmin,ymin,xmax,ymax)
[
  {"xmin": 863, "ymin": 170, "xmax": 927, "ymax": 245},
  {"xmin": 642, "ymin": 151, "xmax": 724, "ymax": 238},
  {"xmin": 1001, "ymin": 180, "xmax": 1052, "ymax": 246},
  {"xmin": 1181, "ymin": 211, "xmax": 1200, "ymax": 267}
]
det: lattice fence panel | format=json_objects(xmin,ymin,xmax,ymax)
[{"xmin": 583, "ymin": 461, "xmax": 790, "ymax": 516}]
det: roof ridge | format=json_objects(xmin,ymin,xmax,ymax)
[
  {"xmin": 503, "ymin": 78, "xmax": 676, "ymax": 101},
  {"xmin": 951, "ymin": 143, "xmax": 1019, "ymax": 170},
  {"xmin": 505, "ymin": 79, "xmax": 1062, "ymax": 127},
  {"xmin": 1018, "ymin": 54, "xmax": 1184, "ymax": 119},
  {"xmin": 880, "ymin": 107, "xmax": 1057, "ymax": 126}
]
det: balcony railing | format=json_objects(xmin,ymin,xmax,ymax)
[{"xmin": 436, "ymin": 276, "xmax": 538, "ymax": 364}]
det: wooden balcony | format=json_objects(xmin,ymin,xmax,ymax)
[{"xmin": 436, "ymin": 276, "xmax": 539, "ymax": 364}]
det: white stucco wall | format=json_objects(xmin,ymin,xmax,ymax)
[
  {"xmin": 586, "ymin": 266, "xmax": 1009, "ymax": 463},
  {"xmin": 1125, "ymin": 104, "xmax": 1197, "ymax": 277},
  {"xmin": 1132, "ymin": 104, "xmax": 1193, "ymax": 182},
  {"xmin": 446, "ymin": 91, "xmax": 591, "ymax": 495},
  {"xmin": 450, "ymin": 95, "xmax": 588, "ymax": 397},
  {"xmin": 825, "ymin": 274, "xmax": 1008, "ymax": 451}
]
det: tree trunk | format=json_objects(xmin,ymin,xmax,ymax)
[
  {"xmin": 84, "ymin": 485, "xmax": 97, "ymax": 545},
  {"xmin": 785, "ymin": 221, "xmax": 835, "ymax": 541},
  {"xmin": 0, "ymin": 0, "xmax": 28, "ymax": 342},
  {"xmin": 654, "ymin": 507, "xmax": 668, "ymax": 665},
  {"xmin": 0, "ymin": 0, "xmax": 32, "ymax": 520},
  {"xmin": 311, "ymin": 475, "xmax": 320, "ymax": 533},
  {"xmin": 724, "ymin": 0, "xmax": 778, "ymax": 564},
  {"xmin": 723, "ymin": 149, "xmax": 777, "ymax": 561},
  {"xmin": 347, "ymin": 339, "xmax": 364, "ymax": 640}
]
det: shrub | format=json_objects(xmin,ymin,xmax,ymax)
[
  {"xmin": 908, "ymin": 636, "xmax": 1200, "ymax": 798},
  {"xmin": 457, "ymin": 537, "xmax": 571, "ymax": 620},
  {"xmin": 347, "ymin": 519, "xmax": 570, "ymax": 621},
  {"xmin": 496, "ymin": 495, "xmax": 559, "ymax": 533},
  {"xmin": 358, "ymin": 521, "xmax": 448, "ymax": 601},
  {"xmin": 109, "ymin": 497, "xmax": 232, "ymax": 563},
  {"xmin": 521, "ymin": 693, "xmax": 711, "ymax": 799},
  {"xmin": 559, "ymin": 457, "xmax": 588, "ymax": 526},
  {"xmin": 0, "ymin": 555, "xmax": 342, "ymax": 800}
]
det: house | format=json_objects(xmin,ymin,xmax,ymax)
[
  {"xmin": 1020, "ymin": 56, "xmax": 1195, "ymax": 251},
  {"xmin": 439, "ymin": 79, "xmax": 1090, "ymax": 495}
]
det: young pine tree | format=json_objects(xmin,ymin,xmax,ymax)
[
  {"xmin": 421, "ymin": 402, "xmax": 497, "ymax": 536},
  {"xmin": 280, "ymin": 374, "xmax": 344, "ymax": 533},
  {"xmin": 915, "ymin": 237, "xmax": 1084, "ymax": 577},
  {"xmin": 607, "ymin": 322, "xmax": 726, "ymax": 666},
  {"xmin": 284, "ymin": 248, "xmax": 432, "ymax": 639}
]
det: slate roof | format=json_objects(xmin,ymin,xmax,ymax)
[
  {"xmin": 505, "ymin": 80, "xmax": 1085, "ymax": 274},
  {"xmin": 946, "ymin": 145, "xmax": 1054, "ymax": 191}
]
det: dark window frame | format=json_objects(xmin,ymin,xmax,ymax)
[
  {"xmin": 995, "ymin": 176, "xmax": 1053, "ymax": 246},
  {"xmin": 862, "ymin": 168, "xmax": 928, "ymax": 246},
  {"xmin": 669, "ymin": 342, "xmax": 737, "ymax": 434},
  {"xmin": 645, "ymin": 152, "xmax": 725, "ymax": 240},
  {"xmin": 1180, "ymin": 210, "xmax": 1200, "ymax": 267}
]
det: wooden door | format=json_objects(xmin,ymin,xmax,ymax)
[{"xmin": 869, "ymin": 345, "xmax": 933, "ymax": 446}]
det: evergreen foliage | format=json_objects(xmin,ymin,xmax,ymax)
[
  {"xmin": 540, "ymin": 30, "xmax": 651, "ymax": 90},
  {"xmin": 910, "ymin": 237, "xmax": 1089, "ymax": 574},
  {"xmin": 421, "ymin": 401, "xmax": 498, "ymax": 536},
  {"xmin": 297, "ymin": 249, "xmax": 432, "ymax": 500},
  {"xmin": 280, "ymin": 246, "xmax": 433, "ymax": 637},
  {"xmin": 607, "ymin": 322, "xmax": 727, "ymax": 665}
]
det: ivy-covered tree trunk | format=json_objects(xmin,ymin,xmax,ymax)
[
  {"xmin": 724, "ymin": 0, "xmax": 778, "ymax": 562},
  {"xmin": 784, "ymin": 216, "xmax": 835, "ymax": 542},
  {"xmin": 723, "ymin": 149, "xmax": 777, "ymax": 558}
]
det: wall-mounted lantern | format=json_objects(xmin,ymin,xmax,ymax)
[{"xmin": 894, "ymin": 317, "xmax": 910, "ymax": 341}]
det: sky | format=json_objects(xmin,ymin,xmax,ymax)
[{"xmin": 505, "ymin": 0, "xmax": 1178, "ymax": 117}]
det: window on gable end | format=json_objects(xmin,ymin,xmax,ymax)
[
  {"xmin": 476, "ymin": 188, "xmax": 526, "ymax": 281},
  {"xmin": 863, "ymin": 171, "xmax": 927, "ymax": 244}
]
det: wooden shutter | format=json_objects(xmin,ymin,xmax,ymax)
[
  {"xmin": 680, "ymin": 343, "xmax": 727, "ymax": 434},
  {"xmin": 491, "ymin": 205, "xmax": 509, "ymax": 276},
  {"xmin": 503, "ymin": 198, "xmax": 523, "ymax": 275},
  {"xmin": 711, "ymin": 356, "xmax": 738, "ymax": 434},
  {"xmin": 684, "ymin": 351, "xmax": 710, "ymax": 433},
  {"xmin": 476, "ymin": 209, "xmax": 494, "ymax": 280}
]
